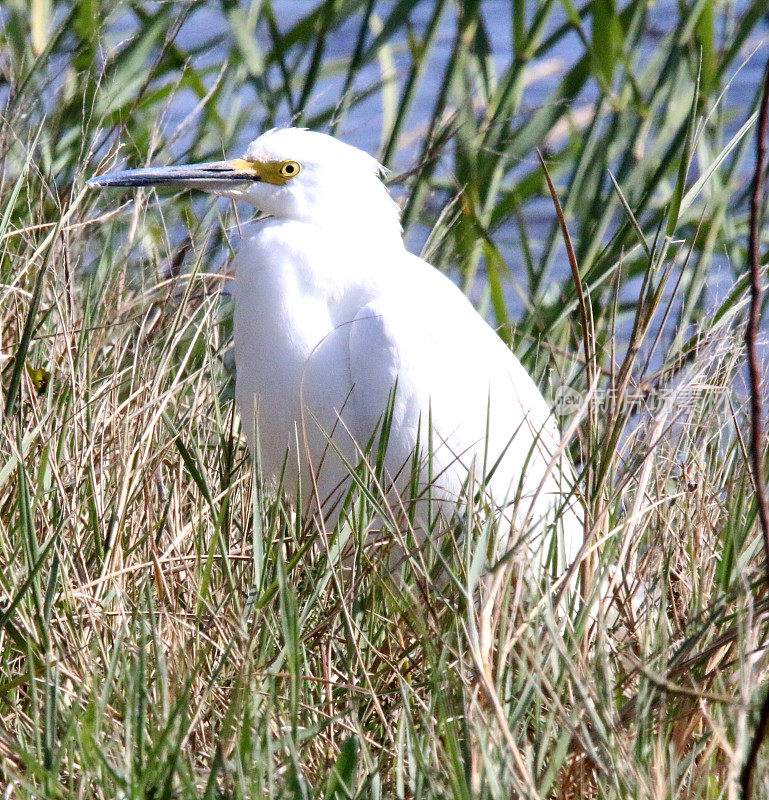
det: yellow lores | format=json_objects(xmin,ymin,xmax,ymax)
[{"xmin": 230, "ymin": 157, "xmax": 302, "ymax": 185}]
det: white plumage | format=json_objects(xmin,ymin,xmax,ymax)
[{"xmin": 89, "ymin": 127, "xmax": 582, "ymax": 569}]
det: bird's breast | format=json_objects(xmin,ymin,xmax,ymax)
[{"xmin": 231, "ymin": 224, "xmax": 373, "ymax": 489}]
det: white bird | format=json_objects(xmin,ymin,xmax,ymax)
[{"xmin": 88, "ymin": 128, "xmax": 581, "ymax": 570}]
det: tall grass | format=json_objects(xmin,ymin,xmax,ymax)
[{"xmin": 1, "ymin": 1, "xmax": 768, "ymax": 797}]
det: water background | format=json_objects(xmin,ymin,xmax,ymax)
[{"xmin": 105, "ymin": 1, "xmax": 769, "ymax": 328}]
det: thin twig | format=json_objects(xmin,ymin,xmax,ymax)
[
  {"xmin": 537, "ymin": 149, "xmax": 597, "ymax": 603},
  {"xmin": 739, "ymin": 56, "xmax": 769, "ymax": 800},
  {"xmin": 536, "ymin": 150, "xmax": 595, "ymax": 393}
]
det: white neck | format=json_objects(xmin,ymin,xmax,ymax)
[{"xmin": 298, "ymin": 177, "xmax": 403, "ymax": 248}]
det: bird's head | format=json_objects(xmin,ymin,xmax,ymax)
[{"xmin": 88, "ymin": 128, "xmax": 402, "ymax": 240}]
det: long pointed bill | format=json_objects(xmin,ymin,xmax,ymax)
[{"xmin": 87, "ymin": 160, "xmax": 258, "ymax": 190}]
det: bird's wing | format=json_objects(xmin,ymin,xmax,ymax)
[
  {"xmin": 346, "ymin": 259, "xmax": 582, "ymax": 566},
  {"xmin": 346, "ymin": 256, "xmax": 567, "ymax": 511},
  {"xmin": 345, "ymin": 298, "xmax": 426, "ymax": 477}
]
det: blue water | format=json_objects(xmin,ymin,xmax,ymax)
[{"xmin": 103, "ymin": 1, "xmax": 767, "ymax": 334}]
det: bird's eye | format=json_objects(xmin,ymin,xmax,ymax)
[{"xmin": 279, "ymin": 160, "xmax": 301, "ymax": 179}]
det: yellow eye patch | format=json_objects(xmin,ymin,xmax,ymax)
[{"xmin": 231, "ymin": 158, "xmax": 302, "ymax": 186}]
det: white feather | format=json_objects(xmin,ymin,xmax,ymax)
[{"xmin": 231, "ymin": 130, "xmax": 582, "ymax": 569}]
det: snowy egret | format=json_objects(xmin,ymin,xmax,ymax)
[{"xmin": 88, "ymin": 128, "xmax": 581, "ymax": 568}]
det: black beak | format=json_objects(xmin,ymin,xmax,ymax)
[{"xmin": 87, "ymin": 160, "xmax": 257, "ymax": 190}]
